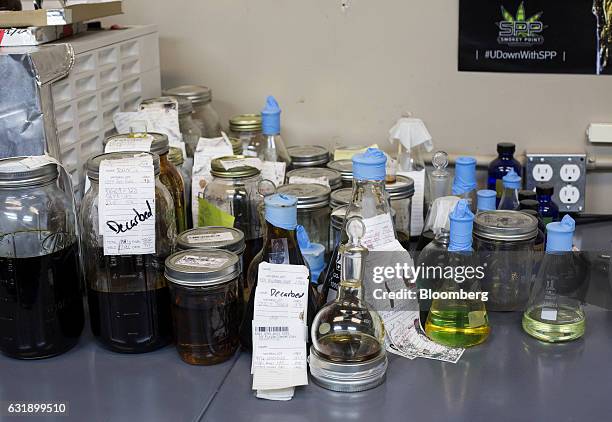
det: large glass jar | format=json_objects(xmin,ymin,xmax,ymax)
[
  {"xmin": 327, "ymin": 159, "xmax": 353, "ymax": 188},
  {"xmin": 276, "ymin": 183, "xmax": 331, "ymax": 256},
  {"xmin": 165, "ymin": 249, "xmax": 241, "ymax": 365},
  {"xmin": 80, "ymin": 152, "xmax": 177, "ymax": 353},
  {"xmin": 168, "ymin": 146, "xmax": 191, "ymax": 227},
  {"xmin": 104, "ymin": 132, "xmax": 187, "ymax": 234},
  {"xmin": 386, "ymin": 175, "xmax": 414, "ymax": 250},
  {"xmin": 228, "ymin": 114, "xmax": 262, "ymax": 156},
  {"xmin": 201, "ymin": 156, "xmax": 263, "ymax": 275},
  {"xmin": 0, "ymin": 158, "xmax": 85, "ymax": 359},
  {"xmin": 177, "ymin": 97, "xmax": 203, "ymax": 158},
  {"xmin": 164, "ymin": 85, "xmax": 223, "ymax": 138},
  {"xmin": 286, "ymin": 167, "xmax": 342, "ymax": 191},
  {"xmin": 287, "ymin": 145, "xmax": 329, "ymax": 169},
  {"xmin": 330, "ymin": 188, "xmax": 352, "ymax": 209},
  {"xmin": 473, "ymin": 210, "xmax": 538, "ymax": 311}
]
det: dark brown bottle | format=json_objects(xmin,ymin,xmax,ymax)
[{"xmin": 239, "ymin": 194, "xmax": 319, "ymax": 350}]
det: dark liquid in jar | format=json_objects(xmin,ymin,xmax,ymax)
[
  {"xmin": 170, "ymin": 283, "xmax": 240, "ymax": 365},
  {"xmin": 0, "ymin": 241, "xmax": 84, "ymax": 359},
  {"xmin": 86, "ymin": 252, "xmax": 172, "ymax": 353}
]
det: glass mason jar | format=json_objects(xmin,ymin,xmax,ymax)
[
  {"xmin": 286, "ymin": 167, "xmax": 342, "ymax": 191},
  {"xmin": 164, "ymin": 85, "xmax": 223, "ymax": 138},
  {"xmin": 229, "ymin": 114, "xmax": 262, "ymax": 156},
  {"xmin": 104, "ymin": 132, "xmax": 187, "ymax": 234},
  {"xmin": 473, "ymin": 210, "xmax": 538, "ymax": 311},
  {"xmin": 327, "ymin": 159, "xmax": 353, "ymax": 188},
  {"xmin": 80, "ymin": 152, "xmax": 177, "ymax": 353},
  {"xmin": 0, "ymin": 158, "xmax": 85, "ymax": 359},
  {"xmin": 177, "ymin": 97, "xmax": 203, "ymax": 158},
  {"xmin": 165, "ymin": 249, "xmax": 241, "ymax": 365},
  {"xmin": 329, "ymin": 205, "xmax": 348, "ymax": 257},
  {"xmin": 287, "ymin": 145, "xmax": 330, "ymax": 170},
  {"xmin": 386, "ymin": 175, "xmax": 414, "ymax": 250},
  {"xmin": 168, "ymin": 146, "xmax": 191, "ymax": 225},
  {"xmin": 277, "ymin": 183, "xmax": 331, "ymax": 256},
  {"xmin": 201, "ymin": 157, "xmax": 263, "ymax": 276},
  {"xmin": 330, "ymin": 188, "xmax": 352, "ymax": 209}
]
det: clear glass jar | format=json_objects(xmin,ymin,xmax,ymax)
[
  {"xmin": 80, "ymin": 152, "xmax": 177, "ymax": 353},
  {"xmin": 473, "ymin": 210, "xmax": 538, "ymax": 311},
  {"xmin": 164, "ymin": 85, "xmax": 223, "ymax": 138},
  {"xmin": 177, "ymin": 98, "xmax": 203, "ymax": 158},
  {"xmin": 201, "ymin": 156, "xmax": 263, "ymax": 276},
  {"xmin": 386, "ymin": 175, "xmax": 414, "ymax": 250},
  {"xmin": 286, "ymin": 167, "xmax": 342, "ymax": 191},
  {"xmin": 168, "ymin": 146, "xmax": 191, "ymax": 227},
  {"xmin": 229, "ymin": 114, "xmax": 262, "ymax": 156},
  {"xmin": 287, "ymin": 145, "xmax": 330, "ymax": 169},
  {"xmin": 0, "ymin": 157, "xmax": 85, "ymax": 359},
  {"xmin": 104, "ymin": 132, "xmax": 187, "ymax": 234},
  {"xmin": 330, "ymin": 188, "xmax": 352, "ymax": 208},
  {"xmin": 327, "ymin": 159, "xmax": 353, "ymax": 188},
  {"xmin": 165, "ymin": 249, "xmax": 241, "ymax": 365},
  {"xmin": 276, "ymin": 183, "xmax": 331, "ymax": 256}
]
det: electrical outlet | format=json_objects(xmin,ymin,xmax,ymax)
[{"xmin": 525, "ymin": 153, "xmax": 587, "ymax": 213}]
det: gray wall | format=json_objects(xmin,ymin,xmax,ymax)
[{"xmin": 110, "ymin": 0, "xmax": 612, "ymax": 213}]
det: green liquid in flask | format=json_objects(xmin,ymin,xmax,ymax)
[
  {"xmin": 425, "ymin": 305, "xmax": 490, "ymax": 348},
  {"xmin": 522, "ymin": 305, "xmax": 585, "ymax": 343}
]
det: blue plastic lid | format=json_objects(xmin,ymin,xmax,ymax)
[
  {"xmin": 448, "ymin": 199, "xmax": 474, "ymax": 252},
  {"xmin": 502, "ymin": 169, "xmax": 522, "ymax": 189},
  {"xmin": 261, "ymin": 96, "xmax": 281, "ymax": 135},
  {"xmin": 546, "ymin": 215, "xmax": 575, "ymax": 253},
  {"xmin": 352, "ymin": 148, "xmax": 387, "ymax": 180},
  {"xmin": 296, "ymin": 225, "xmax": 326, "ymax": 282},
  {"xmin": 477, "ymin": 189, "xmax": 497, "ymax": 211},
  {"xmin": 265, "ymin": 193, "xmax": 297, "ymax": 230},
  {"xmin": 452, "ymin": 156, "xmax": 477, "ymax": 195}
]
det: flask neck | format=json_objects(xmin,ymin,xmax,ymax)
[
  {"xmin": 346, "ymin": 178, "xmax": 391, "ymax": 216},
  {"xmin": 336, "ymin": 243, "xmax": 367, "ymax": 303}
]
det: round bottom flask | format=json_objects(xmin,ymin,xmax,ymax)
[{"xmin": 309, "ymin": 218, "xmax": 387, "ymax": 392}]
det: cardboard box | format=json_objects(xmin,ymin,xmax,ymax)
[
  {"xmin": 0, "ymin": 1, "xmax": 122, "ymax": 28},
  {"xmin": 0, "ymin": 23, "xmax": 86, "ymax": 46}
]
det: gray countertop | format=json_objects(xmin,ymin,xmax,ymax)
[{"xmin": 1, "ymin": 222, "xmax": 612, "ymax": 421}]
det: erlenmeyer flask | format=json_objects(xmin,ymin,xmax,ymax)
[
  {"xmin": 424, "ymin": 200, "xmax": 490, "ymax": 348},
  {"xmin": 522, "ymin": 215, "xmax": 587, "ymax": 342},
  {"xmin": 415, "ymin": 196, "xmax": 460, "ymax": 251}
]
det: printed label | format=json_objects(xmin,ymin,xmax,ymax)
[
  {"xmin": 288, "ymin": 176, "xmax": 330, "ymax": 187},
  {"xmin": 105, "ymin": 136, "xmax": 154, "ymax": 153},
  {"xmin": 175, "ymin": 255, "xmax": 228, "ymax": 268},
  {"xmin": 187, "ymin": 232, "xmax": 234, "ymax": 244}
]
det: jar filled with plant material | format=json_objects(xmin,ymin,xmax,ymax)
[
  {"xmin": 165, "ymin": 249, "xmax": 241, "ymax": 365},
  {"xmin": 229, "ymin": 114, "xmax": 262, "ymax": 156},
  {"xmin": 386, "ymin": 175, "xmax": 415, "ymax": 250},
  {"xmin": 164, "ymin": 85, "xmax": 222, "ymax": 138}
]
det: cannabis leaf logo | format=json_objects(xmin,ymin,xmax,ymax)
[{"xmin": 501, "ymin": 1, "xmax": 543, "ymax": 37}]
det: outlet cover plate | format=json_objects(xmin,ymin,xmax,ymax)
[{"xmin": 525, "ymin": 153, "xmax": 587, "ymax": 213}]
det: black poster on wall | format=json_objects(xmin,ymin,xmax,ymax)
[{"xmin": 459, "ymin": 0, "xmax": 612, "ymax": 74}]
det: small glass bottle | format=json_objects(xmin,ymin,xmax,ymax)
[
  {"xmin": 425, "ymin": 200, "xmax": 490, "ymax": 348},
  {"xmin": 452, "ymin": 156, "xmax": 477, "ymax": 211},
  {"xmin": 487, "ymin": 142, "xmax": 522, "ymax": 203},
  {"xmin": 476, "ymin": 189, "xmax": 497, "ymax": 212},
  {"xmin": 522, "ymin": 215, "xmax": 586, "ymax": 342},
  {"xmin": 498, "ymin": 169, "xmax": 521, "ymax": 211},
  {"xmin": 239, "ymin": 193, "xmax": 319, "ymax": 350},
  {"xmin": 536, "ymin": 183, "xmax": 560, "ymax": 225},
  {"xmin": 429, "ymin": 151, "xmax": 451, "ymax": 204},
  {"xmin": 310, "ymin": 217, "xmax": 387, "ymax": 392}
]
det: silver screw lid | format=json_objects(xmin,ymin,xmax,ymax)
[
  {"xmin": 330, "ymin": 188, "xmax": 352, "ymax": 208},
  {"xmin": 287, "ymin": 145, "xmax": 329, "ymax": 167},
  {"xmin": 286, "ymin": 167, "xmax": 342, "ymax": 190},
  {"xmin": 0, "ymin": 157, "xmax": 59, "ymax": 188},
  {"xmin": 474, "ymin": 210, "xmax": 539, "ymax": 241},
  {"xmin": 165, "ymin": 249, "xmax": 240, "ymax": 287},
  {"xmin": 163, "ymin": 85, "xmax": 212, "ymax": 105},
  {"xmin": 386, "ymin": 175, "xmax": 415, "ymax": 200},
  {"xmin": 104, "ymin": 132, "xmax": 169, "ymax": 156},
  {"xmin": 86, "ymin": 152, "xmax": 160, "ymax": 181},
  {"xmin": 276, "ymin": 183, "xmax": 331, "ymax": 209},
  {"xmin": 177, "ymin": 226, "xmax": 246, "ymax": 254},
  {"xmin": 327, "ymin": 160, "xmax": 353, "ymax": 182}
]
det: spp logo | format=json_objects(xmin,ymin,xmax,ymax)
[{"xmin": 497, "ymin": 1, "xmax": 545, "ymax": 47}]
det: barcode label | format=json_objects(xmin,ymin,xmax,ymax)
[{"xmin": 257, "ymin": 326, "xmax": 289, "ymax": 332}]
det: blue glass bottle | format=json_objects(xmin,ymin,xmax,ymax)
[
  {"xmin": 487, "ymin": 142, "xmax": 522, "ymax": 205},
  {"xmin": 536, "ymin": 183, "xmax": 559, "ymax": 225}
]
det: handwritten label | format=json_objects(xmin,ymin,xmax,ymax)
[
  {"xmin": 253, "ymin": 263, "xmax": 309, "ymax": 321},
  {"xmin": 288, "ymin": 176, "xmax": 330, "ymax": 187},
  {"xmin": 113, "ymin": 106, "xmax": 182, "ymax": 147},
  {"xmin": 104, "ymin": 136, "xmax": 153, "ymax": 153},
  {"xmin": 175, "ymin": 255, "xmax": 228, "ymax": 268},
  {"xmin": 261, "ymin": 161, "xmax": 286, "ymax": 187},
  {"xmin": 362, "ymin": 213, "xmax": 396, "ymax": 250},
  {"xmin": 99, "ymin": 154, "xmax": 156, "ymax": 256},
  {"xmin": 187, "ymin": 232, "xmax": 234, "ymax": 244},
  {"xmin": 219, "ymin": 157, "xmax": 262, "ymax": 171}
]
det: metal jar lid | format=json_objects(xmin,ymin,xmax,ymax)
[
  {"xmin": 276, "ymin": 184, "xmax": 331, "ymax": 209},
  {"xmin": 175, "ymin": 97, "xmax": 193, "ymax": 115},
  {"xmin": 386, "ymin": 175, "xmax": 415, "ymax": 200},
  {"xmin": 163, "ymin": 85, "xmax": 212, "ymax": 105},
  {"xmin": 229, "ymin": 114, "xmax": 262, "ymax": 132},
  {"xmin": 326, "ymin": 160, "xmax": 353, "ymax": 183},
  {"xmin": 0, "ymin": 157, "xmax": 59, "ymax": 188},
  {"xmin": 331, "ymin": 205, "xmax": 348, "ymax": 230},
  {"xmin": 104, "ymin": 132, "xmax": 169, "ymax": 156},
  {"xmin": 165, "ymin": 249, "xmax": 240, "ymax": 287},
  {"xmin": 86, "ymin": 152, "xmax": 160, "ymax": 181},
  {"xmin": 474, "ymin": 210, "xmax": 539, "ymax": 241},
  {"xmin": 286, "ymin": 167, "xmax": 342, "ymax": 190},
  {"xmin": 287, "ymin": 145, "xmax": 329, "ymax": 167},
  {"xmin": 177, "ymin": 227, "xmax": 246, "ymax": 254},
  {"xmin": 167, "ymin": 147, "xmax": 184, "ymax": 166},
  {"xmin": 309, "ymin": 346, "xmax": 387, "ymax": 393},
  {"xmin": 210, "ymin": 156, "xmax": 261, "ymax": 179},
  {"xmin": 229, "ymin": 137, "xmax": 243, "ymax": 155},
  {"xmin": 330, "ymin": 188, "xmax": 352, "ymax": 208}
]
